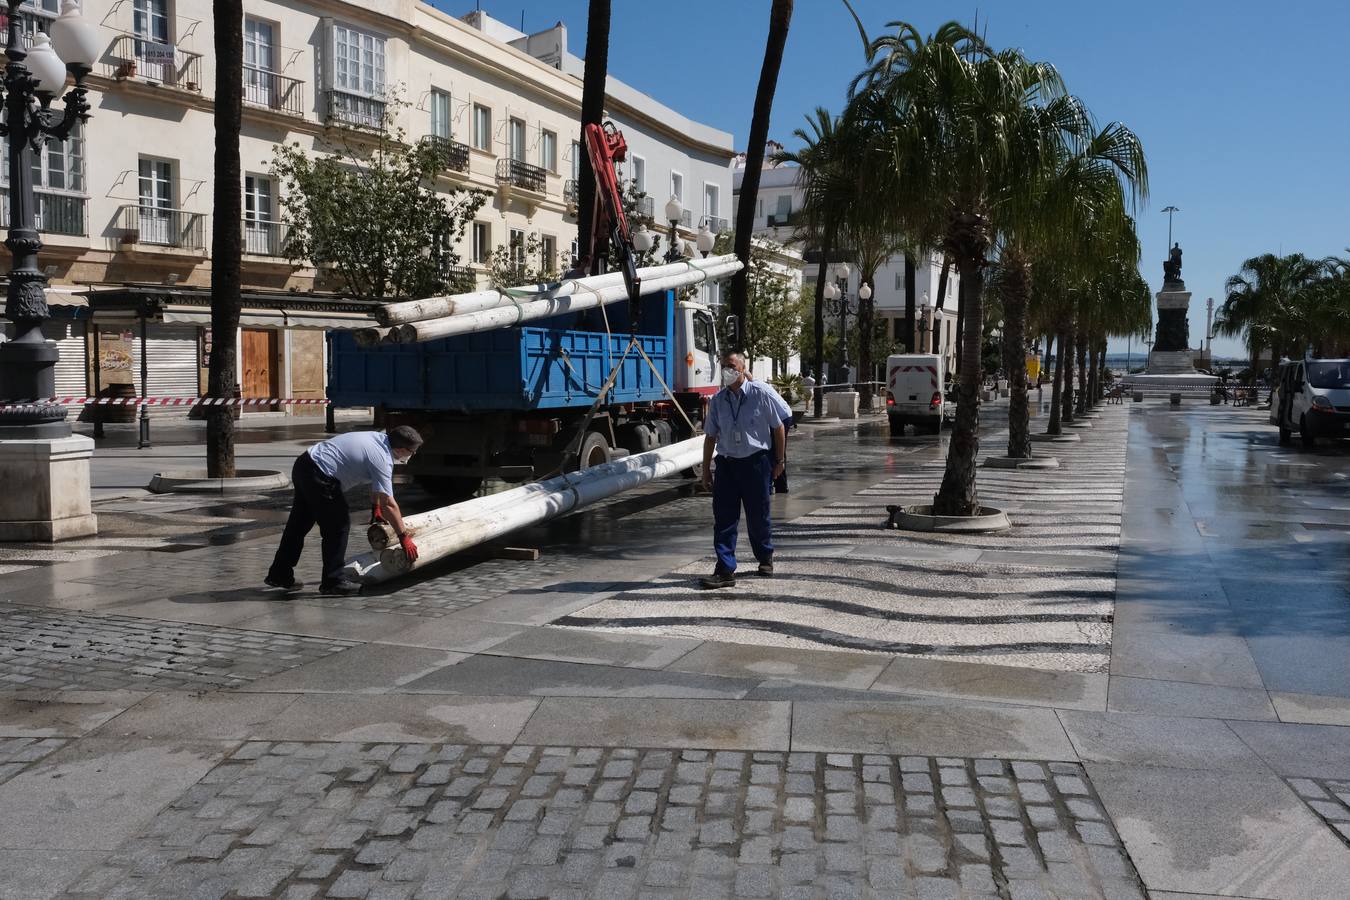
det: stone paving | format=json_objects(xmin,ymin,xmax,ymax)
[
  {"xmin": 0, "ymin": 607, "xmax": 356, "ymax": 691},
  {"xmin": 60, "ymin": 741, "xmax": 1143, "ymax": 900},
  {"xmin": 0, "ymin": 736, "xmax": 68, "ymax": 785},
  {"xmin": 1288, "ymin": 777, "xmax": 1350, "ymax": 845}
]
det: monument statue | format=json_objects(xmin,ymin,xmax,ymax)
[{"xmin": 1162, "ymin": 243, "xmax": 1183, "ymax": 285}]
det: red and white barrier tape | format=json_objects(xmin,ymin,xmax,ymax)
[{"xmin": 0, "ymin": 396, "xmax": 331, "ymax": 408}]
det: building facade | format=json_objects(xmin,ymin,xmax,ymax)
[
  {"xmin": 732, "ymin": 146, "xmax": 961, "ymax": 382},
  {"xmin": 2, "ymin": 1, "xmax": 734, "ymax": 412}
]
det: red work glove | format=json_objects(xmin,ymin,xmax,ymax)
[
  {"xmin": 370, "ymin": 504, "xmax": 385, "ymax": 525},
  {"xmin": 399, "ymin": 533, "xmax": 419, "ymax": 563}
]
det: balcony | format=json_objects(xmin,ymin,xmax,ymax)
[
  {"xmin": 767, "ymin": 211, "xmax": 797, "ymax": 228},
  {"xmin": 0, "ymin": 188, "xmax": 87, "ymax": 237},
  {"xmin": 117, "ymin": 204, "xmax": 205, "ymax": 252},
  {"xmin": 496, "ymin": 158, "xmax": 547, "ymax": 194},
  {"xmin": 323, "ymin": 89, "xmax": 385, "ymax": 130},
  {"xmin": 679, "ymin": 209, "xmax": 692, "ymax": 227},
  {"xmin": 564, "ymin": 179, "xmax": 579, "ymax": 205},
  {"xmin": 107, "ymin": 35, "xmax": 204, "ymax": 93},
  {"xmin": 242, "ymin": 67, "xmax": 304, "ymax": 118},
  {"xmin": 706, "ymin": 215, "xmax": 728, "ymax": 234},
  {"xmin": 241, "ymin": 218, "xmax": 289, "ymax": 258},
  {"xmin": 634, "ymin": 196, "xmax": 654, "ymax": 220},
  {"xmin": 421, "ymin": 135, "xmax": 471, "ymax": 174}
]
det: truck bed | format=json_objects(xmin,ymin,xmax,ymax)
[{"xmin": 329, "ymin": 292, "xmax": 675, "ymax": 413}]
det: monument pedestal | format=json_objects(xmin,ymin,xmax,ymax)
[
  {"xmin": 1124, "ymin": 274, "xmax": 1217, "ymax": 395},
  {"xmin": 0, "ymin": 435, "xmax": 98, "ymax": 541}
]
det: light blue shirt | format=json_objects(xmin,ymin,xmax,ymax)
[
  {"xmin": 705, "ymin": 379, "xmax": 786, "ymax": 458},
  {"xmin": 308, "ymin": 431, "xmax": 394, "ymax": 496}
]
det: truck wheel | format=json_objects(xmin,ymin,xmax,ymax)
[
  {"xmin": 1279, "ymin": 423, "xmax": 1291, "ymax": 445},
  {"xmin": 414, "ymin": 475, "xmax": 483, "ymax": 502},
  {"xmin": 576, "ymin": 431, "xmax": 611, "ymax": 471},
  {"xmin": 1301, "ymin": 416, "xmax": 1316, "ymax": 450}
]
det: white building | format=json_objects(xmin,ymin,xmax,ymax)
[
  {"xmin": 732, "ymin": 144, "xmax": 961, "ymax": 380},
  {"xmin": 6, "ymin": 1, "xmax": 734, "ymax": 411}
]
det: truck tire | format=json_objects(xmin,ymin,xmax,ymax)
[
  {"xmin": 576, "ymin": 431, "xmax": 611, "ymax": 471},
  {"xmin": 1301, "ymin": 416, "xmax": 1316, "ymax": 450},
  {"xmin": 1279, "ymin": 424, "xmax": 1291, "ymax": 445},
  {"xmin": 414, "ymin": 474, "xmax": 483, "ymax": 502}
]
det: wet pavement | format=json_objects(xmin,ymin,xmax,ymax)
[{"xmin": 0, "ymin": 400, "xmax": 1348, "ymax": 898}]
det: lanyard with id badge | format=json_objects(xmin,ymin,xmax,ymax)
[{"xmin": 726, "ymin": 390, "xmax": 748, "ymax": 449}]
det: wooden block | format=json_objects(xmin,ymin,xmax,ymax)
[{"xmin": 491, "ymin": 546, "xmax": 541, "ymax": 561}]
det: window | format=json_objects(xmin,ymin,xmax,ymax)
[
  {"xmin": 472, "ymin": 222, "xmax": 490, "ymax": 264},
  {"xmin": 472, "ymin": 104, "xmax": 491, "ymax": 152},
  {"xmin": 332, "ymin": 23, "xmax": 385, "ymax": 97},
  {"xmin": 133, "ymin": 0, "xmax": 168, "ymax": 48},
  {"xmin": 631, "ymin": 156, "xmax": 646, "ymax": 193},
  {"xmin": 244, "ymin": 18, "xmax": 275, "ymax": 73},
  {"xmin": 570, "ymin": 239, "xmax": 579, "ymax": 267},
  {"xmin": 693, "ymin": 310, "xmax": 715, "ymax": 355},
  {"xmin": 775, "ymin": 194, "xmax": 791, "ymax": 220},
  {"xmin": 508, "ymin": 118, "xmax": 526, "ymax": 163},
  {"xmin": 138, "ymin": 157, "xmax": 175, "ymax": 245},
  {"xmin": 571, "ymin": 141, "xmax": 583, "ymax": 180},
  {"xmin": 704, "ymin": 184, "xmax": 719, "ymax": 219},
  {"xmin": 429, "ymin": 89, "xmax": 451, "ymax": 139},
  {"xmin": 670, "ymin": 171, "xmax": 683, "ymax": 202},
  {"xmin": 244, "ymin": 175, "xmax": 277, "ymax": 254},
  {"xmin": 894, "ymin": 271, "xmax": 904, "ymax": 291},
  {"xmin": 509, "ymin": 228, "xmax": 526, "ymax": 265},
  {"xmin": 540, "ymin": 130, "xmax": 558, "ymax": 173},
  {"xmin": 31, "ymin": 123, "xmax": 84, "ymax": 192},
  {"xmin": 541, "ymin": 235, "xmax": 557, "ymax": 272}
]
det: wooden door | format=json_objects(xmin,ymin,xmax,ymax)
[{"xmin": 241, "ymin": 328, "xmax": 279, "ymax": 411}]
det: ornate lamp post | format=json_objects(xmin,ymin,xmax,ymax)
[
  {"xmin": 0, "ymin": 0, "xmax": 99, "ymax": 542},
  {"xmin": 823, "ymin": 263, "xmax": 858, "ymax": 385},
  {"xmin": 0, "ymin": 0, "xmax": 97, "ymax": 438},
  {"xmin": 662, "ymin": 196, "xmax": 684, "ymax": 262}
]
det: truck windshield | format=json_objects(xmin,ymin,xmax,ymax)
[{"xmin": 1306, "ymin": 361, "xmax": 1350, "ymax": 389}]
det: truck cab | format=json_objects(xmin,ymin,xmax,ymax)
[
  {"xmin": 886, "ymin": 353, "xmax": 947, "ymax": 436},
  {"xmin": 1272, "ymin": 358, "xmax": 1350, "ymax": 448}
]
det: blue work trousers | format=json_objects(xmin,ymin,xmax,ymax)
[{"xmin": 712, "ymin": 451, "xmax": 774, "ymax": 573}]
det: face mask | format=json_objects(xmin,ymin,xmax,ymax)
[{"xmin": 721, "ymin": 368, "xmax": 741, "ymax": 388}]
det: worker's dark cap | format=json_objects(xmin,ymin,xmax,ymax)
[{"xmin": 388, "ymin": 425, "xmax": 423, "ymax": 452}]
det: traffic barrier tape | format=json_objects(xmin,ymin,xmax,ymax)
[{"xmin": 0, "ymin": 397, "xmax": 332, "ymax": 408}]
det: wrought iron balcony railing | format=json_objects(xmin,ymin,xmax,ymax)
[
  {"xmin": 421, "ymin": 135, "xmax": 471, "ymax": 174},
  {"xmin": 323, "ymin": 89, "xmax": 386, "ymax": 130},
  {"xmin": 706, "ymin": 215, "xmax": 728, "ymax": 234},
  {"xmin": 241, "ymin": 218, "xmax": 289, "ymax": 257},
  {"xmin": 242, "ymin": 67, "xmax": 303, "ymax": 118},
  {"xmin": 767, "ymin": 212, "xmax": 797, "ymax": 227},
  {"xmin": 563, "ymin": 179, "xmax": 579, "ymax": 205},
  {"xmin": 496, "ymin": 158, "xmax": 547, "ymax": 194},
  {"xmin": 118, "ymin": 204, "xmax": 206, "ymax": 251},
  {"xmin": 634, "ymin": 196, "xmax": 654, "ymax": 220},
  {"xmin": 107, "ymin": 34, "xmax": 204, "ymax": 92},
  {"xmin": 0, "ymin": 188, "xmax": 86, "ymax": 237}
]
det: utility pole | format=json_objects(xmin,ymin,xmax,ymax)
[
  {"xmin": 1161, "ymin": 206, "xmax": 1179, "ymax": 251},
  {"xmin": 1205, "ymin": 297, "xmax": 1214, "ymax": 355}
]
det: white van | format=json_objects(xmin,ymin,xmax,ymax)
[
  {"xmin": 1270, "ymin": 358, "xmax": 1350, "ymax": 448},
  {"xmin": 886, "ymin": 353, "xmax": 946, "ymax": 435}
]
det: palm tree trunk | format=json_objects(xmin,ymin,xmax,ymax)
[
  {"xmin": 1061, "ymin": 324, "xmax": 1076, "ymax": 425},
  {"xmin": 1003, "ymin": 259, "xmax": 1032, "ymax": 459},
  {"xmin": 1086, "ymin": 337, "xmax": 1100, "ymax": 407},
  {"xmin": 728, "ymin": 0, "xmax": 794, "ymax": 344},
  {"xmin": 1074, "ymin": 327, "xmax": 1088, "ymax": 416},
  {"xmin": 1249, "ymin": 337, "xmax": 1261, "ymax": 394},
  {"xmin": 933, "ymin": 245, "xmax": 986, "ymax": 517},
  {"xmin": 954, "ymin": 281, "xmax": 967, "ymax": 376},
  {"xmin": 575, "ymin": 0, "xmax": 610, "ymax": 267},
  {"xmin": 934, "ymin": 255, "xmax": 951, "ymax": 311},
  {"xmin": 207, "ymin": 0, "xmax": 243, "ymax": 479},
  {"xmin": 812, "ymin": 234, "xmax": 831, "ymax": 418},
  {"xmin": 1047, "ymin": 328, "xmax": 1066, "ymax": 434},
  {"xmin": 1042, "ymin": 331, "xmax": 1055, "ymax": 399},
  {"xmin": 858, "ymin": 278, "xmax": 875, "ymax": 407}
]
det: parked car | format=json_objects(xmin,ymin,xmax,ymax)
[
  {"xmin": 1270, "ymin": 358, "xmax": 1350, "ymax": 448},
  {"xmin": 886, "ymin": 353, "xmax": 948, "ymax": 436}
]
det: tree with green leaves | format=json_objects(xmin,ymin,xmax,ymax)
[
  {"xmin": 1215, "ymin": 253, "xmax": 1329, "ymax": 385},
  {"xmin": 487, "ymin": 232, "xmax": 561, "ymax": 289},
  {"xmin": 207, "ymin": 0, "xmax": 242, "ymax": 479},
  {"xmin": 272, "ymin": 119, "xmax": 486, "ymax": 300}
]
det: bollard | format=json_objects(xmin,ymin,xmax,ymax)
[
  {"xmin": 1133, "ymin": 390, "xmax": 1142, "ymax": 402},
  {"xmin": 1169, "ymin": 392, "xmax": 1181, "ymax": 406}
]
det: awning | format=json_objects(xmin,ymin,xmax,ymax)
[{"xmin": 133, "ymin": 305, "xmax": 377, "ymax": 330}]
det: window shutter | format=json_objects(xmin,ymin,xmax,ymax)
[{"xmin": 319, "ymin": 17, "xmax": 335, "ymax": 93}]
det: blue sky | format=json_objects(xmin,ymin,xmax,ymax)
[{"xmin": 441, "ymin": 1, "xmax": 1350, "ymax": 357}]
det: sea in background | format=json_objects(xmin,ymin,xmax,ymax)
[{"xmin": 1101, "ymin": 353, "xmax": 1247, "ymax": 374}]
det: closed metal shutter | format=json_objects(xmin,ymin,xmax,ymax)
[
  {"xmin": 130, "ymin": 324, "xmax": 200, "ymax": 398},
  {"xmin": 40, "ymin": 320, "xmax": 87, "ymax": 396}
]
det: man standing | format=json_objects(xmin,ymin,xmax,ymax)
[
  {"xmin": 699, "ymin": 351, "xmax": 786, "ymax": 589},
  {"xmin": 266, "ymin": 425, "xmax": 423, "ymax": 596}
]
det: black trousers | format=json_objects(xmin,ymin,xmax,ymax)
[{"xmin": 268, "ymin": 452, "xmax": 350, "ymax": 586}]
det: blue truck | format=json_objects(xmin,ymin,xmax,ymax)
[{"xmin": 328, "ymin": 290, "xmax": 722, "ymax": 498}]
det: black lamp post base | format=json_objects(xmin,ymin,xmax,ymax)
[{"xmin": 0, "ymin": 419, "xmax": 73, "ymax": 440}]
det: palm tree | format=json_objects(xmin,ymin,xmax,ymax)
[
  {"xmin": 729, "ymin": 0, "xmax": 795, "ymax": 345},
  {"xmin": 207, "ymin": 0, "xmax": 243, "ymax": 478},
  {"xmin": 1216, "ymin": 253, "xmax": 1324, "ymax": 387},
  {"xmin": 860, "ymin": 23, "xmax": 1083, "ymax": 515},
  {"xmin": 776, "ymin": 108, "xmax": 852, "ymax": 417},
  {"xmin": 574, "ymin": 0, "xmax": 610, "ymax": 267}
]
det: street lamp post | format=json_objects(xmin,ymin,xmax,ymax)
[
  {"xmin": 918, "ymin": 291, "xmax": 932, "ymax": 354},
  {"xmin": 824, "ymin": 264, "xmax": 858, "ymax": 385},
  {"xmin": 662, "ymin": 197, "xmax": 684, "ymax": 263},
  {"xmin": 0, "ymin": 0, "xmax": 96, "ymax": 438},
  {"xmin": 0, "ymin": 0, "xmax": 99, "ymax": 542}
]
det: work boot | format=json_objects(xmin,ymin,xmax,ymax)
[
  {"xmin": 699, "ymin": 567, "xmax": 736, "ymax": 590},
  {"xmin": 756, "ymin": 559, "xmax": 774, "ymax": 578},
  {"xmin": 264, "ymin": 575, "xmax": 303, "ymax": 594},
  {"xmin": 319, "ymin": 579, "xmax": 362, "ymax": 597}
]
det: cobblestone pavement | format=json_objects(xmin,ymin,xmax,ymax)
[
  {"xmin": 61, "ymin": 741, "xmax": 1143, "ymax": 900},
  {"xmin": 0, "ymin": 608, "xmax": 356, "ymax": 691},
  {"xmin": 1288, "ymin": 777, "xmax": 1350, "ymax": 845},
  {"xmin": 0, "ymin": 736, "xmax": 68, "ymax": 785}
]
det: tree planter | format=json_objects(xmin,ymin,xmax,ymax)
[
  {"xmin": 1030, "ymin": 432, "xmax": 1080, "ymax": 443},
  {"xmin": 148, "ymin": 468, "xmax": 289, "ymax": 494},
  {"xmin": 885, "ymin": 504, "xmax": 1011, "ymax": 533},
  {"xmin": 1066, "ymin": 421, "xmax": 1092, "ymax": 429},
  {"xmin": 983, "ymin": 456, "xmax": 1059, "ymax": 470}
]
